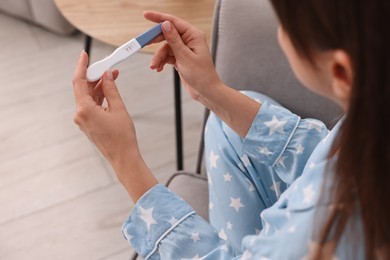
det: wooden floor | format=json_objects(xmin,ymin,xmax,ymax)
[{"xmin": 0, "ymin": 13, "xmax": 203, "ymax": 260}]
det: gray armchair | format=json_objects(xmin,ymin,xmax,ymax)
[{"xmin": 132, "ymin": 0, "xmax": 342, "ymax": 258}]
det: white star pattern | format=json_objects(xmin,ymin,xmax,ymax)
[
  {"xmin": 296, "ymin": 144, "xmax": 305, "ymax": 154},
  {"xmin": 209, "ymin": 150, "xmax": 219, "ymax": 169},
  {"xmin": 288, "ymin": 225, "xmax": 296, "ymax": 233},
  {"xmin": 226, "ymin": 221, "xmax": 233, "ymax": 230},
  {"xmin": 303, "ymin": 184, "xmax": 316, "ymax": 204},
  {"xmin": 307, "ymin": 120, "xmax": 323, "ymax": 133},
  {"xmin": 241, "ymin": 154, "xmax": 251, "ymax": 167},
  {"xmin": 219, "ymin": 228, "xmax": 227, "ymax": 240},
  {"xmin": 139, "ymin": 206, "xmax": 157, "ymax": 230},
  {"xmin": 255, "ymin": 228, "xmax": 261, "ymax": 235},
  {"xmin": 224, "ymin": 173, "xmax": 233, "ymax": 182},
  {"xmin": 259, "ymin": 146, "xmax": 273, "ymax": 156},
  {"xmin": 229, "ymin": 197, "xmax": 245, "ymax": 212},
  {"xmin": 264, "ymin": 115, "xmax": 288, "ymax": 135},
  {"xmin": 191, "ymin": 233, "xmax": 200, "ymax": 243},
  {"xmin": 270, "ymin": 181, "xmax": 282, "ymax": 197},
  {"xmin": 209, "ymin": 201, "xmax": 214, "ymax": 210},
  {"xmin": 276, "ymin": 156, "xmax": 287, "ymax": 168},
  {"xmin": 168, "ymin": 217, "xmax": 177, "ymax": 225},
  {"xmin": 308, "ymin": 162, "xmax": 316, "ymax": 170}
]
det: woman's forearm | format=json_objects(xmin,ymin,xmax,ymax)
[
  {"xmin": 197, "ymin": 82, "xmax": 261, "ymax": 138},
  {"xmin": 111, "ymin": 150, "xmax": 158, "ymax": 203}
]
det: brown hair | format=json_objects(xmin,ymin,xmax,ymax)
[{"xmin": 269, "ymin": 0, "xmax": 390, "ymax": 259}]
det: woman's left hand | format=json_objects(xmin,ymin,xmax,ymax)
[
  {"xmin": 72, "ymin": 50, "xmax": 139, "ymax": 168},
  {"xmin": 72, "ymin": 51, "xmax": 159, "ymax": 202}
]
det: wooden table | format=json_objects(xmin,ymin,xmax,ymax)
[{"xmin": 54, "ymin": 0, "xmax": 215, "ymax": 170}]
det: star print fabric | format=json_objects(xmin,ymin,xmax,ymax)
[
  {"xmin": 121, "ymin": 91, "xmax": 359, "ymax": 259},
  {"xmin": 204, "ymin": 92, "xmax": 329, "ymax": 255},
  {"xmin": 241, "ymin": 98, "xmax": 327, "ymax": 185},
  {"xmin": 122, "ymin": 184, "xmax": 231, "ymax": 259}
]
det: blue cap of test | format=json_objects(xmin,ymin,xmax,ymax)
[{"xmin": 135, "ymin": 23, "xmax": 163, "ymax": 47}]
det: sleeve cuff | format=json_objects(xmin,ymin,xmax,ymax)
[
  {"xmin": 122, "ymin": 184, "xmax": 196, "ymax": 258},
  {"xmin": 242, "ymin": 101, "xmax": 300, "ymax": 166}
]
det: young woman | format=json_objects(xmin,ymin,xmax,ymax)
[{"xmin": 72, "ymin": 0, "xmax": 389, "ymax": 259}]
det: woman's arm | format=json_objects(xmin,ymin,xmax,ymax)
[
  {"xmin": 72, "ymin": 51, "xmax": 158, "ymax": 202},
  {"xmin": 145, "ymin": 12, "xmax": 261, "ymax": 138},
  {"xmin": 73, "ymin": 51, "xmax": 239, "ymax": 260}
]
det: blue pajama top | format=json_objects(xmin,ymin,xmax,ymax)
[{"xmin": 122, "ymin": 100, "xmax": 363, "ymax": 259}]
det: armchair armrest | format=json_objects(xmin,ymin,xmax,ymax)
[{"xmin": 166, "ymin": 172, "xmax": 209, "ymax": 222}]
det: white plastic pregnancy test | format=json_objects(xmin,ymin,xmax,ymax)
[{"xmin": 86, "ymin": 23, "xmax": 162, "ymax": 82}]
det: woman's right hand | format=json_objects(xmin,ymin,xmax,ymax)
[
  {"xmin": 145, "ymin": 12, "xmax": 261, "ymax": 138},
  {"xmin": 144, "ymin": 11, "xmax": 222, "ymax": 101}
]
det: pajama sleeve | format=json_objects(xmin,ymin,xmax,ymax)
[
  {"xmin": 241, "ymin": 100, "xmax": 330, "ymax": 184},
  {"xmin": 122, "ymin": 101, "xmax": 332, "ymax": 259},
  {"xmin": 122, "ymin": 184, "xmax": 237, "ymax": 259}
]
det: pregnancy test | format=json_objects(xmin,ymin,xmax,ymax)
[{"xmin": 86, "ymin": 23, "xmax": 162, "ymax": 82}]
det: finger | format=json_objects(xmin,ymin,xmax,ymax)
[
  {"xmin": 73, "ymin": 50, "xmax": 88, "ymax": 81},
  {"xmin": 73, "ymin": 50, "xmax": 90, "ymax": 103},
  {"xmin": 93, "ymin": 69, "xmax": 119, "ymax": 104},
  {"xmin": 146, "ymin": 34, "xmax": 165, "ymax": 45},
  {"xmin": 97, "ymin": 93, "xmax": 105, "ymax": 106},
  {"xmin": 150, "ymin": 43, "xmax": 172, "ymax": 69},
  {"xmin": 112, "ymin": 69, "xmax": 119, "ymax": 80},
  {"xmin": 143, "ymin": 11, "xmax": 193, "ymax": 35},
  {"xmin": 101, "ymin": 70, "xmax": 126, "ymax": 111},
  {"xmin": 160, "ymin": 21, "xmax": 192, "ymax": 59},
  {"xmin": 158, "ymin": 55, "xmax": 176, "ymax": 72},
  {"xmin": 158, "ymin": 58, "xmax": 176, "ymax": 72}
]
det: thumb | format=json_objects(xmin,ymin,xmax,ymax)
[
  {"xmin": 161, "ymin": 21, "xmax": 191, "ymax": 58},
  {"xmin": 101, "ymin": 70, "xmax": 125, "ymax": 111}
]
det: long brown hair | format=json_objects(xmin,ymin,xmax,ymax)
[{"xmin": 269, "ymin": 0, "xmax": 390, "ymax": 258}]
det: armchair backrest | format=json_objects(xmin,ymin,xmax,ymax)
[{"xmin": 210, "ymin": 0, "xmax": 342, "ymax": 126}]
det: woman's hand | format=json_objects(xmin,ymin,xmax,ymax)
[
  {"xmin": 72, "ymin": 51, "xmax": 158, "ymax": 201},
  {"xmin": 144, "ymin": 12, "xmax": 261, "ymax": 138},
  {"xmin": 144, "ymin": 11, "xmax": 222, "ymax": 101},
  {"xmin": 72, "ymin": 51, "xmax": 138, "ymax": 166}
]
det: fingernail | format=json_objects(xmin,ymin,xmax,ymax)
[
  {"xmin": 105, "ymin": 70, "xmax": 113, "ymax": 80},
  {"xmin": 80, "ymin": 50, "xmax": 85, "ymax": 57},
  {"xmin": 162, "ymin": 21, "xmax": 171, "ymax": 32}
]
